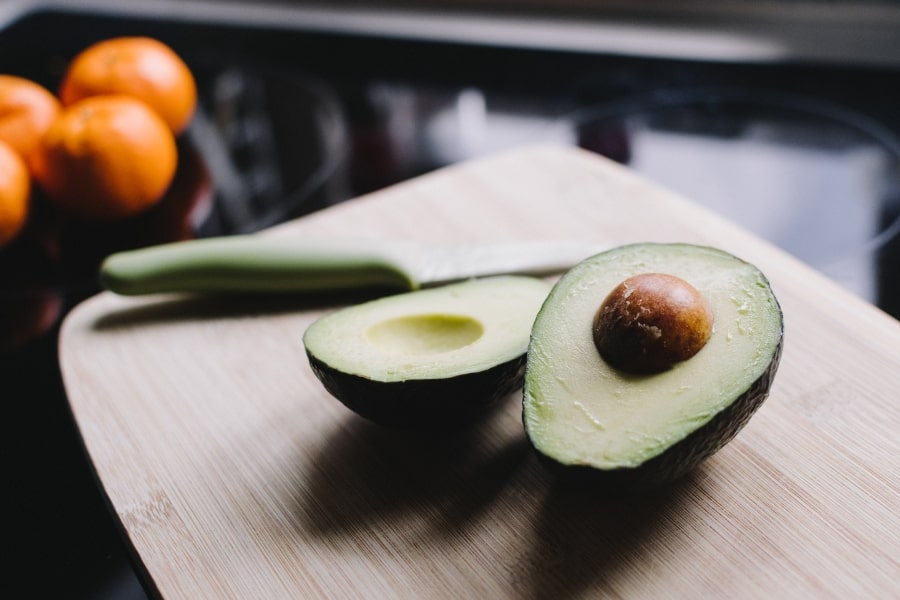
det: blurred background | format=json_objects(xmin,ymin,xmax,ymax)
[{"xmin": 2, "ymin": 1, "xmax": 899, "ymax": 597}]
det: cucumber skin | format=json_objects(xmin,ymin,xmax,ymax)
[{"xmin": 306, "ymin": 351, "xmax": 527, "ymax": 429}]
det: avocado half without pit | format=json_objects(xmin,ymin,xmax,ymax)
[
  {"xmin": 523, "ymin": 243, "xmax": 784, "ymax": 490},
  {"xmin": 303, "ymin": 276, "xmax": 552, "ymax": 428}
]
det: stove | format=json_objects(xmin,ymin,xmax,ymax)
[{"xmin": 2, "ymin": 3, "xmax": 899, "ymax": 598}]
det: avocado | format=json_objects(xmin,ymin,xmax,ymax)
[
  {"xmin": 304, "ymin": 276, "xmax": 552, "ymax": 428},
  {"xmin": 522, "ymin": 243, "xmax": 783, "ymax": 490}
]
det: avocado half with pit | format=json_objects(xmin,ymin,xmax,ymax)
[
  {"xmin": 523, "ymin": 243, "xmax": 784, "ymax": 490},
  {"xmin": 304, "ymin": 276, "xmax": 552, "ymax": 428}
]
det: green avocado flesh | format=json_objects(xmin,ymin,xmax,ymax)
[
  {"xmin": 304, "ymin": 276, "xmax": 552, "ymax": 427},
  {"xmin": 523, "ymin": 243, "xmax": 783, "ymax": 486}
]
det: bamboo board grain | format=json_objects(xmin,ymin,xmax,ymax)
[{"xmin": 60, "ymin": 145, "xmax": 900, "ymax": 599}]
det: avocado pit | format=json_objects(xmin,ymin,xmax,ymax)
[{"xmin": 592, "ymin": 272, "xmax": 714, "ymax": 374}]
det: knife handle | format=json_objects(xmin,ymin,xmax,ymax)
[{"xmin": 99, "ymin": 236, "xmax": 417, "ymax": 296}]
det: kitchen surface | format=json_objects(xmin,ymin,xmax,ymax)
[{"xmin": 2, "ymin": 2, "xmax": 900, "ymax": 598}]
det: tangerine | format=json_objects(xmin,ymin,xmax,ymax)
[
  {"xmin": 0, "ymin": 74, "xmax": 62, "ymax": 169},
  {"xmin": 0, "ymin": 139, "xmax": 30, "ymax": 249},
  {"xmin": 59, "ymin": 36, "xmax": 197, "ymax": 134},
  {"xmin": 32, "ymin": 94, "xmax": 178, "ymax": 222}
]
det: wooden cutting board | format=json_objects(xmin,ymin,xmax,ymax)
[{"xmin": 60, "ymin": 145, "xmax": 900, "ymax": 599}]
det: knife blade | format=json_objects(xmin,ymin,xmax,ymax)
[{"xmin": 99, "ymin": 235, "xmax": 608, "ymax": 296}]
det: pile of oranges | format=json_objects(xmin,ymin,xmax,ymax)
[{"xmin": 0, "ymin": 36, "xmax": 197, "ymax": 250}]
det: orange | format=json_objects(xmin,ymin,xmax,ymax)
[
  {"xmin": 32, "ymin": 94, "xmax": 178, "ymax": 222},
  {"xmin": 59, "ymin": 36, "xmax": 197, "ymax": 134},
  {"xmin": 0, "ymin": 74, "xmax": 61, "ymax": 169},
  {"xmin": 0, "ymin": 139, "xmax": 30, "ymax": 249}
]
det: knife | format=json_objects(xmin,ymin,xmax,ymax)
[{"xmin": 100, "ymin": 235, "xmax": 609, "ymax": 296}]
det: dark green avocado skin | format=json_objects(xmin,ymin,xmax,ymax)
[
  {"xmin": 307, "ymin": 351, "xmax": 527, "ymax": 428},
  {"xmin": 530, "ymin": 330, "xmax": 784, "ymax": 493}
]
